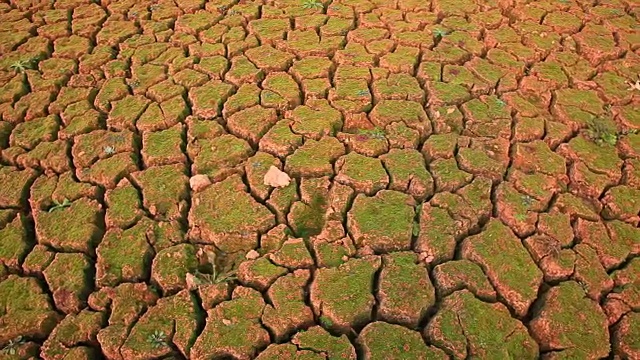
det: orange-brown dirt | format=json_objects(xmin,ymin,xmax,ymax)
[{"xmin": 0, "ymin": 0, "xmax": 639, "ymax": 359}]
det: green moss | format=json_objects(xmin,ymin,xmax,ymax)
[
  {"xmin": 290, "ymin": 100, "xmax": 343, "ymax": 139},
  {"xmin": 360, "ymin": 322, "xmax": 442, "ymax": 359},
  {"xmin": 431, "ymin": 158, "xmax": 472, "ymax": 188},
  {"xmin": 109, "ymin": 95, "xmax": 149, "ymax": 130},
  {"xmin": 197, "ymin": 56, "xmax": 229, "ymax": 78},
  {"xmin": 0, "ymin": 215, "xmax": 31, "ymax": 268},
  {"xmin": 250, "ymin": 257, "xmax": 288, "ymax": 279},
  {"xmin": 313, "ymin": 257, "xmax": 379, "ymax": 330},
  {"xmin": 95, "ymin": 77, "xmax": 129, "ymax": 110},
  {"xmin": 44, "ymin": 252, "xmax": 92, "ymax": 299},
  {"xmin": 123, "ymin": 290, "xmax": 200, "ymax": 357},
  {"xmin": 292, "ymin": 57, "xmax": 333, "ymax": 79},
  {"xmin": 335, "ymin": 64, "xmax": 370, "ymax": 81},
  {"xmin": 348, "ymin": 191, "xmax": 414, "ymax": 251},
  {"xmin": 542, "ymin": 281, "xmax": 609, "ymax": 356},
  {"xmin": 152, "ymin": 244, "xmax": 198, "ymax": 292},
  {"xmin": 97, "ymin": 220, "xmax": 155, "ymax": 287},
  {"xmin": 131, "ymin": 43, "xmax": 169, "ymax": 65},
  {"xmin": 22, "ymin": 244, "xmax": 54, "ymax": 274},
  {"xmin": 227, "ymin": 55, "xmax": 263, "ymax": 79},
  {"xmin": 465, "ymin": 220, "xmax": 542, "ymax": 306},
  {"xmin": 190, "ymin": 81, "xmax": 235, "ymax": 117},
  {"xmin": 379, "ymin": 252, "xmax": 434, "ymax": 326},
  {"xmin": 186, "ymin": 118, "xmax": 225, "ymax": 141},
  {"xmin": 0, "ymin": 275, "xmax": 56, "ymax": 313},
  {"xmin": 144, "ymin": 125, "xmax": 184, "ymax": 160},
  {"xmin": 285, "ymin": 137, "xmax": 345, "ymax": 177},
  {"xmin": 0, "ymin": 166, "xmax": 37, "ymax": 209},
  {"xmin": 555, "ymin": 88, "xmax": 604, "ymax": 115},
  {"xmin": 132, "ymin": 164, "xmax": 188, "ymax": 220},
  {"xmin": 249, "ymin": 18, "xmax": 289, "ymax": 42},
  {"xmin": 381, "ymin": 149, "xmax": 432, "ymax": 194},
  {"xmin": 191, "ymin": 175, "xmax": 275, "ymax": 239},
  {"xmin": 224, "ymin": 84, "xmax": 260, "ymax": 116},
  {"xmin": 0, "ymin": 75, "xmax": 28, "ymax": 103},
  {"xmin": 293, "ymin": 326, "xmax": 354, "ymax": 360},
  {"xmin": 173, "ymin": 68, "xmax": 207, "ymax": 88},
  {"xmin": 106, "ymin": 182, "xmax": 141, "ymax": 227},
  {"xmin": 191, "ymin": 134, "xmax": 253, "ymax": 178},
  {"xmin": 566, "ymin": 135, "xmax": 621, "ymax": 175},
  {"xmin": 338, "ymin": 152, "xmax": 388, "ymax": 184},
  {"xmin": 320, "ymin": 16, "xmax": 353, "ymax": 36},
  {"xmin": 77, "ymin": 152, "xmax": 138, "ymax": 188},
  {"xmin": 36, "ymin": 198, "xmax": 103, "ymax": 254},
  {"xmin": 264, "ymin": 73, "xmax": 300, "ymax": 103},
  {"xmin": 49, "ymin": 309, "xmax": 104, "ymax": 344},
  {"xmin": 288, "ymin": 193, "xmax": 327, "ymax": 239},
  {"xmin": 0, "ymin": 209, "xmax": 16, "ymax": 228}
]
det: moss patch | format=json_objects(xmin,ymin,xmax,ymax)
[{"xmin": 347, "ymin": 190, "xmax": 414, "ymax": 252}]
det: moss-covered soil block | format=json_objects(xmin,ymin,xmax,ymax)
[{"xmin": 0, "ymin": 2, "xmax": 637, "ymax": 357}]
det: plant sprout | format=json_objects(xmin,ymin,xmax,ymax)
[
  {"xmin": 186, "ymin": 249, "xmax": 237, "ymax": 289},
  {"xmin": 147, "ymin": 330, "xmax": 168, "ymax": 348},
  {"xmin": 302, "ymin": 0, "xmax": 323, "ymax": 10},
  {"xmin": 48, "ymin": 198, "xmax": 71, "ymax": 213},
  {"xmin": 1, "ymin": 336, "xmax": 25, "ymax": 355},
  {"xmin": 10, "ymin": 60, "xmax": 31, "ymax": 73},
  {"xmin": 104, "ymin": 146, "xmax": 116, "ymax": 155},
  {"xmin": 433, "ymin": 28, "xmax": 449, "ymax": 39}
]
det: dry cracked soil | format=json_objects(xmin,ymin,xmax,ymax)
[{"xmin": 0, "ymin": 0, "xmax": 639, "ymax": 359}]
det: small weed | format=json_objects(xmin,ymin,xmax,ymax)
[
  {"xmin": 104, "ymin": 146, "xmax": 116, "ymax": 155},
  {"xmin": 1, "ymin": 336, "xmax": 25, "ymax": 355},
  {"xmin": 186, "ymin": 249, "xmax": 237, "ymax": 289},
  {"xmin": 48, "ymin": 198, "xmax": 71, "ymax": 213},
  {"xmin": 319, "ymin": 315, "xmax": 333, "ymax": 328},
  {"xmin": 147, "ymin": 330, "xmax": 168, "ymax": 348},
  {"xmin": 217, "ymin": 5, "xmax": 227, "ymax": 12},
  {"xmin": 521, "ymin": 195, "xmax": 534, "ymax": 207},
  {"xmin": 283, "ymin": 227, "xmax": 294, "ymax": 237},
  {"xmin": 612, "ymin": 284, "xmax": 629, "ymax": 293},
  {"xmin": 586, "ymin": 117, "xmax": 618, "ymax": 146},
  {"xmin": 356, "ymin": 89, "xmax": 370, "ymax": 97},
  {"xmin": 149, "ymin": 4, "xmax": 160, "ymax": 11},
  {"xmin": 10, "ymin": 59, "xmax": 32, "ymax": 73},
  {"xmin": 302, "ymin": 0, "xmax": 324, "ymax": 10},
  {"xmin": 433, "ymin": 28, "xmax": 449, "ymax": 39},
  {"xmin": 358, "ymin": 127, "xmax": 386, "ymax": 140},
  {"xmin": 514, "ymin": 213, "xmax": 527, "ymax": 222},
  {"xmin": 494, "ymin": 98, "xmax": 507, "ymax": 108},
  {"xmin": 626, "ymin": 75, "xmax": 640, "ymax": 91},
  {"xmin": 228, "ymin": 9, "xmax": 239, "ymax": 16},
  {"xmin": 262, "ymin": 91, "xmax": 275, "ymax": 99},
  {"xmin": 412, "ymin": 222, "xmax": 420, "ymax": 237},
  {"xmin": 127, "ymin": 79, "xmax": 140, "ymax": 89},
  {"xmin": 251, "ymin": 160, "xmax": 263, "ymax": 169}
]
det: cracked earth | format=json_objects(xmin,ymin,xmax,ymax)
[{"xmin": 0, "ymin": 0, "xmax": 639, "ymax": 359}]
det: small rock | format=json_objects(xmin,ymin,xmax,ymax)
[
  {"xmin": 263, "ymin": 166, "xmax": 291, "ymax": 188},
  {"xmin": 190, "ymin": 174, "xmax": 211, "ymax": 192},
  {"xmin": 245, "ymin": 250, "xmax": 260, "ymax": 260},
  {"xmin": 222, "ymin": 319, "xmax": 231, "ymax": 326}
]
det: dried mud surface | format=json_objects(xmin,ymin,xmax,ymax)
[{"xmin": 0, "ymin": 0, "xmax": 639, "ymax": 359}]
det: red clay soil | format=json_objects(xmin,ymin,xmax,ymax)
[{"xmin": 0, "ymin": 0, "xmax": 639, "ymax": 359}]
